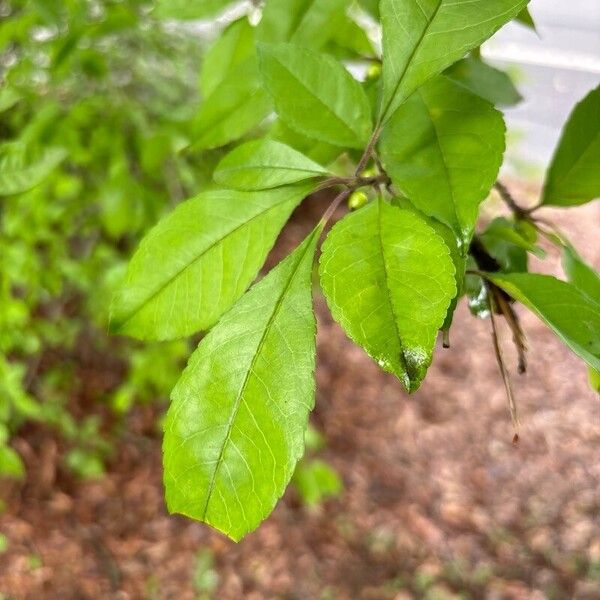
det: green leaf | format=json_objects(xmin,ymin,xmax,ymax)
[
  {"xmin": 0, "ymin": 445, "xmax": 25, "ymax": 479},
  {"xmin": 542, "ymin": 85, "xmax": 600, "ymax": 206},
  {"xmin": 515, "ymin": 7, "xmax": 536, "ymax": 30},
  {"xmin": 562, "ymin": 246, "xmax": 600, "ymax": 303},
  {"xmin": 200, "ymin": 18, "xmax": 256, "ymax": 98},
  {"xmin": 192, "ymin": 59, "xmax": 272, "ymax": 151},
  {"xmin": 268, "ymin": 120, "xmax": 343, "ymax": 166},
  {"xmin": 481, "ymin": 217, "xmax": 545, "ymax": 261},
  {"xmin": 589, "ymin": 367, "xmax": 600, "ymax": 393},
  {"xmin": 292, "ymin": 459, "xmax": 343, "ymax": 506},
  {"xmin": 358, "ymin": 0, "xmax": 380, "ymax": 19},
  {"xmin": 258, "ymin": 0, "xmax": 349, "ymax": 50},
  {"xmin": 110, "ymin": 184, "xmax": 313, "ymax": 340},
  {"xmin": 0, "ymin": 143, "xmax": 66, "ymax": 196},
  {"xmin": 380, "ymin": 76, "xmax": 505, "ymax": 245},
  {"xmin": 379, "ymin": 0, "xmax": 529, "ymax": 122},
  {"xmin": 154, "ymin": 0, "xmax": 234, "ymax": 20},
  {"xmin": 163, "ymin": 227, "xmax": 322, "ymax": 541},
  {"xmin": 487, "ymin": 273, "xmax": 600, "ymax": 371},
  {"xmin": 325, "ymin": 14, "xmax": 376, "ymax": 59},
  {"xmin": 258, "ymin": 43, "xmax": 372, "ymax": 149},
  {"xmin": 319, "ymin": 199, "xmax": 456, "ymax": 391},
  {"xmin": 0, "ymin": 85, "xmax": 21, "ymax": 113},
  {"xmin": 445, "ymin": 58, "xmax": 522, "ymax": 107},
  {"xmin": 214, "ymin": 140, "xmax": 328, "ymax": 191},
  {"xmin": 391, "ymin": 197, "xmax": 465, "ymax": 331}
]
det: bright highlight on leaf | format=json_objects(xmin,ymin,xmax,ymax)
[
  {"xmin": 214, "ymin": 140, "xmax": 328, "ymax": 191},
  {"xmin": 163, "ymin": 227, "xmax": 322, "ymax": 541},
  {"xmin": 110, "ymin": 184, "xmax": 313, "ymax": 340},
  {"xmin": 258, "ymin": 43, "xmax": 372, "ymax": 148},
  {"xmin": 319, "ymin": 200, "xmax": 456, "ymax": 392},
  {"xmin": 542, "ymin": 85, "xmax": 600, "ymax": 206},
  {"xmin": 380, "ymin": 76, "xmax": 505, "ymax": 245},
  {"xmin": 379, "ymin": 0, "xmax": 530, "ymax": 123}
]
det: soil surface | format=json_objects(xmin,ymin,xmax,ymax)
[{"xmin": 1, "ymin": 189, "xmax": 599, "ymax": 599}]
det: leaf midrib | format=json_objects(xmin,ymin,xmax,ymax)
[
  {"xmin": 376, "ymin": 200, "xmax": 410, "ymax": 383},
  {"xmin": 380, "ymin": 0, "xmax": 443, "ymax": 123},
  {"xmin": 271, "ymin": 53, "xmax": 364, "ymax": 142},
  {"xmin": 201, "ymin": 231, "xmax": 316, "ymax": 519},
  {"xmin": 420, "ymin": 89, "xmax": 462, "ymax": 235}
]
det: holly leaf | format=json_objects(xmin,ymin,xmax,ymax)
[
  {"xmin": 258, "ymin": 43, "xmax": 372, "ymax": 148},
  {"xmin": 319, "ymin": 199, "xmax": 456, "ymax": 391},
  {"xmin": 380, "ymin": 76, "xmax": 505, "ymax": 245},
  {"xmin": 214, "ymin": 139, "xmax": 328, "ymax": 191},
  {"xmin": 163, "ymin": 228, "xmax": 321, "ymax": 541},
  {"xmin": 379, "ymin": 0, "xmax": 529, "ymax": 122},
  {"xmin": 110, "ymin": 184, "xmax": 313, "ymax": 340},
  {"xmin": 542, "ymin": 85, "xmax": 600, "ymax": 206},
  {"xmin": 487, "ymin": 273, "xmax": 600, "ymax": 371}
]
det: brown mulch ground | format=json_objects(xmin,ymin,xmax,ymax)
[{"xmin": 0, "ymin": 193, "xmax": 599, "ymax": 599}]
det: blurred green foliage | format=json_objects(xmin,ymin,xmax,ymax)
[{"xmin": 0, "ymin": 0, "xmax": 212, "ymax": 478}]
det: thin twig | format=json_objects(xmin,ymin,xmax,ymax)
[
  {"xmin": 354, "ymin": 126, "xmax": 381, "ymax": 176},
  {"xmin": 494, "ymin": 181, "xmax": 529, "ymax": 217},
  {"xmin": 320, "ymin": 189, "xmax": 352, "ymax": 225}
]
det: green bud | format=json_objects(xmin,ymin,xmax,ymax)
[
  {"xmin": 348, "ymin": 191, "xmax": 368, "ymax": 211},
  {"xmin": 366, "ymin": 63, "xmax": 382, "ymax": 80}
]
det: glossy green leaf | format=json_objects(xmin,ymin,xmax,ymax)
[
  {"xmin": 214, "ymin": 140, "xmax": 328, "ymax": 191},
  {"xmin": 154, "ymin": 0, "xmax": 234, "ymax": 20},
  {"xmin": 487, "ymin": 273, "xmax": 600, "ymax": 371},
  {"xmin": 192, "ymin": 59, "xmax": 271, "ymax": 150},
  {"xmin": 258, "ymin": 0, "xmax": 349, "ymax": 50},
  {"xmin": 0, "ymin": 143, "xmax": 66, "ymax": 196},
  {"xmin": 258, "ymin": 43, "xmax": 372, "ymax": 149},
  {"xmin": 319, "ymin": 199, "xmax": 456, "ymax": 391},
  {"xmin": 445, "ymin": 58, "xmax": 522, "ymax": 107},
  {"xmin": 379, "ymin": 0, "xmax": 529, "ymax": 122},
  {"xmin": 110, "ymin": 184, "xmax": 313, "ymax": 340},
  {"xmin": 200, "ymin": 18, "xmax": 255, "ymax": 98},
  {"xmin": 562, "ymin": 246, "xmax": 600, "ymax": 302},
  {"xmin": 163, "ymin": 228, "xmax": 321, "ymax": 541},
  {"xmin": 380, "ymin": 76, "xmax": 505, "ymax": 245},
  {"xmin": 542, "ymin": 85, "xmax": 600, "ymax": 206}
]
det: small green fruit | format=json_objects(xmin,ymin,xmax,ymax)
[
  {"xmin": 366, "ymin": 63, "xmax": 382, "ymax": 80},
  {"xmin": 348, "ymin": 191, "xmax": 368, "ymax": 210}
]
